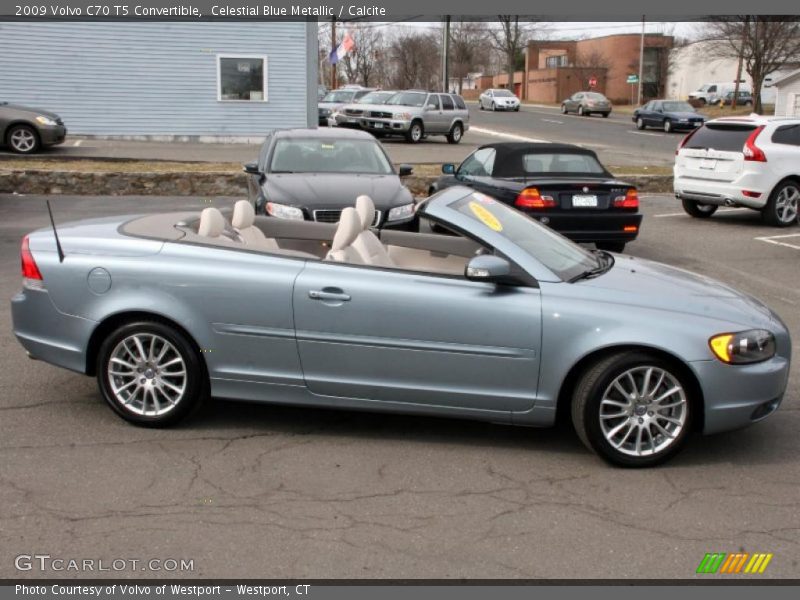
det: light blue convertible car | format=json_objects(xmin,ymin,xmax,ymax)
[{"xmin": 12, "ymin": 187, "xmax": 791, "ymax": 467}]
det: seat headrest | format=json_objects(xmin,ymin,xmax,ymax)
[
  {"xmin": 331, "ymin": 207, "xmax": 361, "ymax": 251},
  {"xmin": 355, "ymin": 194, "xmax": 376, "ymax": 230},
  {"xmin": 232, "ymin": 200, "xmax": 255, "ymax": 229},
  {"xmin": 198, "ymin": 207, "xmax": 226, "ymax": 237}
]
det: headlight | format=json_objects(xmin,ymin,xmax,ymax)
[
  {"xmin": 387, "ymin": 203, "xmax": 415, "ymax": 221},
  {"xmin": 35, "ymin": 115, "xmax": 58, "ymax": 126},
  {"xmin": 266, "ymin": 202, "xmax": 304, "ymax": 220},
  {"xmin": 709, "ymin": 329, "xmax": 776, "ymax": 364},
  {"xmin": 394, "ymin": 112, "xmax": 412, "ymax": 120}
]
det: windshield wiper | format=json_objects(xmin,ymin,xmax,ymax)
[{"xmin": 568, "ymin": 250, "xmax": 615, "ymax": 283}]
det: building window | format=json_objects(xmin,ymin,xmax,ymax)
[
  {"xmin": 217, "ymin": 55, "xmax": 268, "ymax": 102},
  {"xmin": 545, "ymin": 55, "xmax": 568, "ymax": 69}
]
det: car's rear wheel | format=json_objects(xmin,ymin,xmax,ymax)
[
  {"xmin": 405, "ymin": 121, "xmax": 424, "ymax": 143},
  {"xmin": 681, "ymin": 199, "xmax": 718, "ymax": 218},
  {"xmin": 596, "ymin": 241, "xmax": 626, "ymax": 253},
  {"xmin": 7, "ymin": 124, "xmax": 40, "ymax": 154},
  {"xmin": 663, "ymin": 119, "xmax": 673, "ymax": 133},
  {"xmin": 762, "ymin": 181, "xmax": 799, "ymax": 227},
  {"xmin": 571, "ymin": 352, "xmax": 694, "ymax": 467},
  {"xmin": 97, "ymin": 321, "xmax": 206, "ymax": 427},
  {"xmin": 447, "ymin": 122, "xmax": 463, "ymax": 144},
  {"xmin": 636, "ymin": 117, "xmax": 646, "ymax": 130}
]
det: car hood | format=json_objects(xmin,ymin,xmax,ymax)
[
  {"xmin": 2, "ymin": 102, "xmax": 60, "ymax": 119},
  {"xmin": 578, "ymin": 255, "xmax": 777, "ymax": 329},
  {"xmin": 264, "ymin": 173, "xmax": 412, "ymax": 210}
]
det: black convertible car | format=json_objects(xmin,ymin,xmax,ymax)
[
  {"xmin": 429, "ymin": 143, "xmax": 642, "ymax": 252},
  {"xmin": 244, "ymin": 128, "xmax": 416, "ymax": 229}
]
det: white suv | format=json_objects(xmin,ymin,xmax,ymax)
[{"xmin": 674, "ymin": 115, "xmax": 800, "ymax": 226}]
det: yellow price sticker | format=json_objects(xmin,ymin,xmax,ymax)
[{"xmin": 468, "ymin": 201, "xmax": 503, "ymax": 232}]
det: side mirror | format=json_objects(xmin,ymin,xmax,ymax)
[
  {"xmin": 398, "ymin": 164, "xmax": 414, "ymax": 177},
  {"xmin": 465, "ymin": 255, "xmax": 513, "ymax": 284},
  {"xmin": 441, "ymin": 163, "xmax": 456, "ymax": 175},
  {"xmin": 243, "ymin": 162, "xmax": 262, "ymax": 175}
]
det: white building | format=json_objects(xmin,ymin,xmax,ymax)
[{"xmin": 772, "ymin": 69, "xmax": 800, "ymax": 116}]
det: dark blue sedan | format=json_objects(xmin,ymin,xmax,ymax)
[{"xmin": 633, "ymin": 100, "xmax": 705, "ymax": 133}]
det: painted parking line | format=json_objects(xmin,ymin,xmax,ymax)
[
  {"xmin": 469, "ymin": 126, "xmax": 549, "ymax": 143},
  {"xmin": 654, "ymin": 207, "xmax": 750, "ymax": 218},
  {"xmin": 755, "ymin": 233, "xmax": 800, "ymax": 250},
  {"xmin": 541, "ymin": 118, "xmax": 563, "ymax": 124},
  {"xmin": 628, "ymin": 130, "xmax": 666, "ymax": 137},
  {"xmin": 72, "ymin": 140, "xmax": 83, "ymax": 147}
]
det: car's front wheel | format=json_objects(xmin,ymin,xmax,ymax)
[
  {"xmin": 405, "ymin": 121, "xmax": 424, "ymax": 143},
  {"xmin": 682, "ymin": 199, "xmax": 718, "ymax": 218},
  {"xmin": 762, "ymin": 180, "xmax": 799, "ymax": 227},
  {"xmin": 7, "ymin": 124, "xmax": 40, "ymax": 154},
  {"xmin": 663, "ymin": 119, "xmax": 673, "ymax": 133},
  {"xmin": 447, "ymin": 122, "xmax": 463, "ymax": 144},
  {"xmin": 97, "ymin": 321, "xmax": 207, "ymax": 427},
  {"xmin": 636, "ymin": 117, "xmax": 646, "ymax": 130},
  {"xmin": 561, "ymin": 104, "xmax": 568, "ymax": 114},
  {"xmin": 571, "ymin": 352, "xmax": 694, "ymax": 467},
  {"xmin": 578, "ymin": 105, "xmax": 585, "ymax": 116}
]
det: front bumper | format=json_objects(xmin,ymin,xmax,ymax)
[
  {"xmin": 11, "ymin": 286, "xmax": 94, "ymax": 374},
  {"xmin": 526, "ymin": 211, "xmax": 643, "ymax": 243},
  {"xmin": 39, "ymin": 125, "xmax": 67, "ymax": 146},
  {"xmin": 328, "ymin": 115, "xmax": 364, "ymax": 128},
  {"xmin": 674, "ymin": 175, "xmax": 768, "ymax": 209},
  {"xmin": 361, "ymin": 118, "xmax": 411, "ymax": 133}
]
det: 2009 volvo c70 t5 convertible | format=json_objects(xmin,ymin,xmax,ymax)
[{"xmin": 12, "ymin": 188, "xmax": 791, "ymax": 466}]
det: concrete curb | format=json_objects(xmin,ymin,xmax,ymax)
[{"xmin": 0, "ymin": 169, "xmax": 673, "ymax": 198}]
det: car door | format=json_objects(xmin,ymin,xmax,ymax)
[
  {"xmin": 439, "ymin": 94, "xmax": 456, "ymax": 131},
  {"xmin": 292, "ymin": 260, "xmax": 541, "ymax": 413},
  {"xmin": 648, "ymin": 101, "xmax": 664, "ymax": 126},
  {"xmin": 424, "ymin": 94, "xmax": 444, "ymax": 133},
  {"xmin": 569, "ymin": 93, "xmax": 583, "ymax": 112}
]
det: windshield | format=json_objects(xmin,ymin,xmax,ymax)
[
  {"xmin": 493, "ymin": 90, "xmax": 514, "ymax": 97},
  {"xmin": 322, "ymin": 90, "xmax": 356, "ymax": 103},
  {"xmin": 450, "ymin": 193, "xmax": 600, "ymax": 281},
  {"xmin": 356, "ymin": 91, "xmax": 395, "ymax": 104},
  {"xmin": 698, "ymin": 84, "xmax": 710, "ymax": 92},
  {"xmin": 386, "ymin": 92, "xmax": 427, "ymax": 107},
  {"xmin": 270, "ymin": 138, "xmax": 393, "ymax": 175},
  {"xmin": 663, "ymin": 101, "xmax": 695, "ymax": 112}
]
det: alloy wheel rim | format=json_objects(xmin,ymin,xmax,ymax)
[
  {"xmin": 108, "ymin": 333, "xmax": 187, "ymax": 416},
  {"xmin": 599, "ymin": 366, "xmax": 687, "ymax": 457},
  {"xmin": 453, "ymin": 126, "xmax": 461, "ymax": 141},
  {"xmin": 11, "ymin": 129, "xmax": 35, "ymax": 152},
  {"xmin": 775, "ymin": 186, "xmax": 799, "ymax": 223},
  {"xmin": 412, "ymin": 125, "xmax": 422, "ymax": 141}
]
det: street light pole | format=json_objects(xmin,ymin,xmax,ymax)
[
  {"xmin": 637, "ymin": 15, "xmax": 645, "ymax": 105},
  {"xmin": 442, "ymin": 16, "xmax": 451, "ymax": 92},
  {"xmin": 331, "ymin": 16, "xmax": 337, "ymax": 91}
]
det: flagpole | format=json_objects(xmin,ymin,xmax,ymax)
[{"xmin": 331, "ymin": 16, "xmax": 337, "ymax": 90}]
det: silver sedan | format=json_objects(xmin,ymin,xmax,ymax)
[{"xmin": 11, "ymin": 187, "xmax": 791, "ymax": 467}]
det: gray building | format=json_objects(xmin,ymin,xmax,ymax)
[{"xmin": 0, "ymin": 21, "xmax": 318, "ymax": 139}]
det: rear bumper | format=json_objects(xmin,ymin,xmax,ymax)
[
  {"xmin": 11, "ymin": 286, "xmax": 94, "ymax": 374},
  {"xmin": 527, "ymin": 211, "xmax": 643, "ymax": 243},
  {"xmin": 674, "ymin": 170, "xmax": 771, "ymax": 209}
]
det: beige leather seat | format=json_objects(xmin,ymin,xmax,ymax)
[
  {"xmin": 326, "ymin": 207, "xmax": 364, "ymax": 264},
  {"xmin": 232, "ymin": 200, "xmax": 279, "ymax": 251},
  {"xmin": 198, "ymin": 207, "xmax": 237, "ymax": 247},
  {"xmin": 352, "ymin": 195, "xmax": 395, "ymax": 267}
]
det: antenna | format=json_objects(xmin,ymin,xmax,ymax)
[{"xmin": 46, "ymin": 200, "xmax": 65, "ymax": 263}]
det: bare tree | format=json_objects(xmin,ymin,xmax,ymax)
[
  {"xmin": 703, "ymin": 17, "xmax": 800, "ymax": 112},
  {"xmin": 387, "ymin": 30, "xmax": 441, "ymax": 91},
  {"xmin": 485, "ymin": 17, "xmax": 538, "ymax": 90},
  {"xmin": 571, "ymin": 49, "xmax": 611, "ymax": 90},
  {"xmin": 338, "ymin": 24, "xmax": 386, "ymax": 87},
  {"xmin": 449, "ymin": 20, "xmax": 487, "ymax": 93}
]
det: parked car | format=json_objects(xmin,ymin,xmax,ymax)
[
  {"xmin": 674, "ymin": 115, "xmax": 800, "ymax": 227},
  {"xmin": 688, "ymin": 82, "xmax": 750, "ymax": 106},
  {"xmin": 243, "ymin": 128, "xmax": 415, "ymax": 228},
  {"xmin": 1, "ymin": 101, "xmax": 67, "ymax": 154},
  {"xmin": 479, "ymin": 88, "xmax": 520, "ymax": 111},
  {"xmin": 359, "ymin": 90, "xmax": 469, "ymax": 143},
  {"xmin": 561, "ymin": 92, "xmax": 612, "ymax": 117},
  {"xmin": 718, "ymin": 90, "xmax": 754, "ymax": 107},
  {"xmin": 12, "ymin": 187, "xmax": 790, "ymax": 467},
  {"xmin": 318, "ymin": 88, "xmax": 374, "ymax": 126},
  {"xmin": 430, "ymin": 142, "xmax": 642, "ymax": 252},
  {"xmin": 633, "ymin": 100, "xmax": 706, "ymax": 133},
  {"xmin": 328, "ymin": 90, "xmax": 397, "ymax": 128}
]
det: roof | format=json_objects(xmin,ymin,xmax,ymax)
[
  {"xmin": 478, "ymin": 142, "xmax": 595, "ymax": 154},
  {"xmin": 771, "ymin": 69, "xmax": 800, "ymax": 87},
  {"xmin": 707, "ymin": 115, "xmax": 800, "ymax": 125},
  {"xmin": 274, "ymin": 127, "xmax": 374, "ymax": 140}
]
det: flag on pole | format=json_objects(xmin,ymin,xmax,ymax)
[{"xmin": 329, "ymin": 31, "xmax": 355, "ymax": 65}]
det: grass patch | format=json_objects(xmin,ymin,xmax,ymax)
[{"xmin": 609, "ymin": 166, "xmax": 672, "ymax": 176}]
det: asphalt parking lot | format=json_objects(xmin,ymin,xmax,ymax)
[{"xmin": 1, "ymin": 193, "xmax": 798, "ymax": 579}]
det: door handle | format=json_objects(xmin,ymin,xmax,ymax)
[{"xmin": 309, "ymin": 289, "xmax": 351, "ymax": 302}]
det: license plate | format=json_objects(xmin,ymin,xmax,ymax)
[
  {"xmin": 699, "ymin": 158, "xmax": 717, "ymax": 170},
  {"xmin": 572, "ymin": 195, "xmax": 598, "ymax": 207},
  {"xmin": 693, "ymin": 121, "xmax": 701, "ymax": 127},
  {"xmin": 373, "ymin": 122, "xmax": 383, "ymax": 129}
]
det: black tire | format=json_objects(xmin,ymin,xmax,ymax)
[
  {"xmin": 601, "ymin": 112, "xmax": 610, "ymax": 118},
  {"xmin": 681, "ymin": 199, "xmax": 718, "ymax": 218},
  {"xmin": 6, "ymin": 124, "xmax": 41, "ymax": 154},
  {"xmin": 514, "ymin": 106, "xmax": 520, "ymax": 112},
  {"xmin": 561, "ymin": 104, "xmax": 568, "ymax": 114},
  {"xmin": 596, "ymin": 241, "xmax": 626, "ymax": 253},
  {"xmin": 698, "ymin": 98, "xmax": 707, "ymax": 106},
  {"xmin": 405, "ymin": 121, "xmax": 424, "ymax": 143},
  {"xmin": 663, "ymin": 119, "xmax": 673, "ymax": 133},
  {"xmin": 578, "ymin": 105, "xmax": 585, "ymax": 116},
  {"xmin": 571, "ymin": 351, "xmax": 694, "ymax": 468},
  {"xmin": 491, "ymin": 102, "xmax": 496, "ymax": 111},
  {"xmin": 762, "ymin": 180, "xmax": 800, "ymax": 227},
  {"xmin": 479, "ymin": 101, "xmax": 484, "ymax": 110},
  {"xmin": 96, "ymin": 320, "xmax": 207, "ymax": 427},
  {"xmin": 636, "ymin": 117, "xmax": 646, "ymax": 130},
  {"xmin": 446, "ymin": 122, "xmax": 463, "ymax": 144}
]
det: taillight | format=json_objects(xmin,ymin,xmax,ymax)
[
  {"xmin": 676, "ymin": 127, "xmax": 700, "ymax": 155},
  {"xmin": 21, "ymin": 235, "xmax": 43, "ymax": 281},
  {"xmin": 515, "ymin": 188, "xmax": 556, "ymax": 209},
  {"xmin": 743, "ymin": 125, "xmax": 767, "ymax": 162},
  {"xmin": 613, "ymin": 188, "xmax": 639, "ymax": 209}
]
